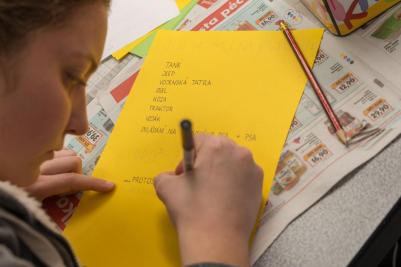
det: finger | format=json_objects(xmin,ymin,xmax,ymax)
[
  {"xmin": 28, "ymin": 174, "xmax": 115, "ymax": 200},
  {"xmin": 176, "ymin": 134, "xmax": 208, "ymax": 172},
  {"xmin": 195, "ymin": 135, "xmax": 236, "ymax": 164},
  {"xmin": 256, "ymin": 165, "xmax": 264, "ymax": 180},
  {"xmin": 40, "ymin": 156, "xmax": 82, "ymax": 175},
  {"xmin": 236, "ymin": 146, "xmax": 255, "ymax": 164},
  {"xmin": 193, "ymin": 134, "xmax": 208, "ymax": 152},
  {"xmin": 54, "ymin": 149, "xmax": 77, "ymax": 158},
  {"xmin": 154, "ymin": 173, "xmax": 177, "ymax": 203},
  {"xmin": 175, "ymin": 161, "xmax": 184, "ymax": 175},
  {"xmin": 64, "ymin": 174, "xmax": 115, "ymax": 193},
  {"xmin": 195, "ymin": 134, "xmax": 236, "ymax": 153}
]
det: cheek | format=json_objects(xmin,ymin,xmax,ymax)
[
  {"xmin": 7, "ymin": 80, "xmax": 71, "ymax": 154},
  {"xmin": 33, "ymin": 84, "xmax": 72, "ymax": 146},
  {"xmin": 0, "ymin": 78, "xmax": 71, "ymax": 184}
]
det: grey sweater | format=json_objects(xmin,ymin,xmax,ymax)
[
  {"xmin": 0, "ymin": 181, "xmax": 234, "ymax": 267},
  {"xmin": 0, "ymin": 181, "xmax": 78, "ymax": 267}
]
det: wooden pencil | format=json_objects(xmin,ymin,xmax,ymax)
[{"xmin": 279, "ymin": 20, "xmax": 348, "ymax": 146}]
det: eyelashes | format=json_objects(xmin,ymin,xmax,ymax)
[{"xmin": 63, "ymin": 71, "xmax": 87, "ymax": 91}]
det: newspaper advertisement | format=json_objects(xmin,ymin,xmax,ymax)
[
  {"xmin": 358, "ymin": 4, "xmax": 401, "ymax": 65},
  {"xmin": 176, "ymin": 0, "xmax": 228, "ymax": 30}
]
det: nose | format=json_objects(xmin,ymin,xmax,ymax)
[{"xmin": 65, "ymin": 89, "xmax": 89, "ymax": 136}]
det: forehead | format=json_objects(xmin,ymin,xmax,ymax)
[{"xmin": 39, "ymin": 3, "xmax": 108, "ymax": 64}]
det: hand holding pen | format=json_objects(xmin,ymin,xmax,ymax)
[{"xmin": 154, "ymin": 124, "xmax": 264, "ymax": 266}]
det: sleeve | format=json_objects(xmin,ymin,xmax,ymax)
[
  {"xmin": 0, "ymin": 219, "xmax": 35, "ymax": 267},
  {"xmin": 0, "ymin": 245, "xmax": 35, "ymax": 267}
]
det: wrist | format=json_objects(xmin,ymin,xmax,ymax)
[{"xmin": 178, "ymin": 226, "xmax": 250, "ymax": 267}]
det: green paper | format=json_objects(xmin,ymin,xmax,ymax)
[{"xmin": 372, "ymin": 7, "xmax": 401, "ymax": 40}]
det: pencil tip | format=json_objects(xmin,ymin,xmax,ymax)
[{"xmin": 336, "ymin": 130, "xmax": 349, "ymax": 147}]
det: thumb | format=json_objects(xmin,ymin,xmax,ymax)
[{"xmin": 154, "ymin": 172, "xmax": 177, "ymax": 204}]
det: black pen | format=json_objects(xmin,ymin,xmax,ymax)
[{"xmin": 180, "ymin": 119, "xmax": 195, "ymax": 172}]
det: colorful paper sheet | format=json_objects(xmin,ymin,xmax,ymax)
[
  {"xmin": 102, "ymin": 0, "xmax": 179, "ymax": 59},
  {"xmin": 112, "ymin": 0, "xmax": 195, "ymax": 60},
  {"xmin": 65, "ymin": 29, "xmax": 324, "ymax": 267},
  {"xmin": 130, "ymin": 0, "xmax": 197, "ymax": 58}
]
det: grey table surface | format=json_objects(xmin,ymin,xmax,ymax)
[{"xmin": 255, "ymin": 135, "xmax": 401, "ymax": 267}]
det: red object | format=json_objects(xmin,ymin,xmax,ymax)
[
  {"xmin": 43, "ymin": 194, "xmax": 81, "ymax": 230},
  {"xmin": 280, "ymin": 21, "xmax": 343, "ymax": 132},
  {"xmin": 192, "ymin": 0, "xmax": 249, "ymax": 31},
  {"xmin": 197, "ymin": 0, "xmax": 218, "ymax": 9},
  {"xmin": 344, "ymin": 0, "xmax": 368, "ymax": 29},
  {"xmin": 111, "ymin": 71, "xmax": 139, "ymax": 103}
]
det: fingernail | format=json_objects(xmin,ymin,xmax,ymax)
[{"xmin": 104, "ymin": 181, "xmax": 115, "ymax": 190}]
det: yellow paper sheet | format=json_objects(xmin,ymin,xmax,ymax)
[
  {"xmin": 111, "ymin": 34, "xmax": 149, "ymax": 60},
  {"xmin": 65, "ymin": 29, "xmax": 324, "ymax": 267},
  {"xmin": 176, "ymin": 0, "xmax": 192, "ymax": 8}
]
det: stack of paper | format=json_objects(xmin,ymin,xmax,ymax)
[
  {"xmin": 102, "ymin": 0, "xmax": 179, "ymax": 59},
  {"xmin": 111, "ymin": 0, "xmax": 196, "ymax": 60}
]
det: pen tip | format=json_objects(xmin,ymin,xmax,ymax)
[
  {"xmin": 181, "ymin": 119, "xmax": 192, "ymax": 130},
  {"xmin": 181, "ymin": 119, "xmax": 195, "ymax": 150}
]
